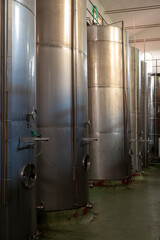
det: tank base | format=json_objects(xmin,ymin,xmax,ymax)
[
  {"xmin": 89, "ymin": 179, "xmax": 133, "ymax": 188},
  {"xmin": 37, "ymin": 205, "xmax": 92, "ymax": 231}
]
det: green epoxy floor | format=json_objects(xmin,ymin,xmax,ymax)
[{"xmin": 39, "ymin": 167, "xmax": 160, "ymax": 240}]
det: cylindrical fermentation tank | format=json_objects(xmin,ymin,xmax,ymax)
[
  {"xmin": 0, "ymin": 1, "xmax": 37, "ymax": 239},
  {"xmin": 148, "ymin": 73, "xmax": 160, "ymax": 163},
  {"xmin": 36, "ymin": 0, "xmax": 89, "ymax": 211},
  {"xmin": 140, "ymin": 61, "xmax": 148, "ymax": 168},
  {"xmin": 129, "ymin": 47, "xmax": 141, "ymax": 173},
  {"xmin": 88, "ymin": 25, "xmax": 132, "ymax": 180}
]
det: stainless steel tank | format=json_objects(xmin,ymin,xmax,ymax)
[
  {"xmin": 88, "ymin": 25, "xmax": 132, "ymax": 180},
  {"xmin": 36, "ymin": 0, "xmax": 89, "ymax": 211},
  {"xmin": 129, "ymin": 47, "xmax": 141, "ymax": 173},
  {"xmin": 0, "ymin": 0, "xmax": 37, "ymax": 239},
  {"xmin": 140, "ymin": 61, "xmax": 148, "ymax": 168},
  {"xmin": 148, "ymin": 73, "xmax": 160, "ymax": 163}
]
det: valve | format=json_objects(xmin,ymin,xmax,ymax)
[{"xmin": 26, "ymin": 107, "xmax": 37, "ymax": 127}]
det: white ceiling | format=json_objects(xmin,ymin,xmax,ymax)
[
  {"xmin": 98, "ymin": 0, "xmax": 160, "ymax": 58},
  {"xmin": 99, "ymin": 0, "xmax": 160, "ymax": 38}
]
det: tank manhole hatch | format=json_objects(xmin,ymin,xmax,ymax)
[{"xmin": 20, "ymin": 163, "xmax": 37, "ymax": 189}]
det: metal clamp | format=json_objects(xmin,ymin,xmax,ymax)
[{"xmin": 81, "ymin": 137, "xmax": 98, "ymax": 144}]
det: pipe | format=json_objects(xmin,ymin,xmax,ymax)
[
  {"xmin": 145, "ymin": 59, "xmax": 160, "ymax": 61},
  {"xmin": 125, "ymin": 23, "xmax": 160, "ymax": 30},
  {"xmin": 1, "ymin": 0, "xmax": 9, "ymax": 239},
  {"xmin": 154, "ymin": 62, "xmax": 158, "ymax": 162},
  {"xmin": 88, "ymin": 0, "xmax": 108, "ymax": 25},
  {"xmin": 130, "ymin": 38, "xmax": 160, "ymax": 43},
  {"xmin": 104, "ymin": 5, "xmax": 160, "ymax": 14},
  {"xmin": 122, "ymin": 21, "xmax": 129, "ymax": 178},
  {"xmin": 72, "ymin": 0, "xmax": 78, "ymax": 207},
  {"xmin": 135, "ymin": 49, "xmax": 138, "ymax": 172},
  {"xmin": 143, "ymin": 42, "xmax": 148, "ymax": 168}
]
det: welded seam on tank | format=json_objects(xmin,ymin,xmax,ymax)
[
  {"xmin": 88, "ymin": 39, "xmax": 127, "ymax": 44},
  {"xmin": 37, "ymin": 43, "xmax": 87, "ymax": 56},
  {"xmin": 91, "ymin": 132, "xmax": 124, "ymax": 134},
  {"xmin": 88, "ymin": 86, "xmax": 127, "ymax": 89},
  {"xmin": 37, "ymin": 126, "xmax": 74, "ymax": 129},
  {"xmin": 13, "ymin": 0, "xmax": 35, "ymax": 16}
]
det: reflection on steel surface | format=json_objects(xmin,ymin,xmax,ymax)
[
  {"xmin": 0, "ymin": 0, "xmax": 37, "ymax": 239},
  {"xmin": 36, "ymin": 0, "xmax": 89, "ymax": 211},
  {"xmin": 88, "ymin": 25, "xmax": 132, "ymax": 180}
]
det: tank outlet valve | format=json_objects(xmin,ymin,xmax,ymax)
[
  {"xmin": 147, "ymin": 150, "xmax": 151, "ymax": 156},
  {"xmin": 129, "ymin": 148, "xmax": 133, "ymax": 157},
  {"xmin": 26, "ymin": 107, "xmax": 37, "ymax": 128},
  {"xmin": 29, "ymin": 231, "xmax": 41, "ymax": 240},
  {"xmin": 26, "ymin": 107, "xmax": 37, "ymax": 121},
  {"xmin": 86, "ymin": 202, "xmax": 93, "ymax": 209},
  {"xmin": 37, "ymin": 202, "xmax": 45, "ymax": 211},
  {"xmin": 81, "ymin": 137, "xmax": 98, "ymax": 144},
  {"xmin": 84, "ymin": 120, "xmax": 92, "ymax": 127}
]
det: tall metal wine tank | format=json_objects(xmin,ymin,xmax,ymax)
[
  {"xmin": 0, "ymin": 0, "xmax": 37, "ymax": 239},
  {"xmin": 36, "ymin": 0, "xmax": 89, "ymax": 211},
  {"xmin": 129, "ymin": 47, "xmax": 141, "ymax": 173},
  {"xmin": 88, "ymin": 25, "xmax": 132, "ymax": 180},
  {"xmin": 140, "ymin": 61, "xmax": 148, "ymax": 168},
  {"xmin": 148, "ymin": 73, "xmax": 160, "ymax": 163}
]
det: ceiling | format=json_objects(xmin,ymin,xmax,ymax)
[{"xmin": 99, "ymin": 0, "xmax": 160, "ymax": 39}]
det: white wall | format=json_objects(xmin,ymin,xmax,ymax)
[{"xmin": 86, "ymin": 0, "xmax": 112, "ymax": 25}]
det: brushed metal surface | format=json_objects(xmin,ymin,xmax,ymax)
[
  {"xmin": 88, "ymin": 25, "xmax": 131, "ymax": 180},
  {"xmin": 88, "ymin": 88, "xmax": 124, "ymax": 133},
  {"xmin": 37, "ymin": 128, "xmax": 75, "ymax": 211},
  {"xmin": 37, "ymin": 0, "xmax": 87, "ymax": 54},
  {"xmin": 148, "ymin": 74, "xmax": 160, "ymax": 162},
  {"xmin": 88, "ymin": 41, "xmax": 123, "ymax": 88},
  {"xmin": 89, "ymin": 133, "xmax": 125, "ymax": 180},
  {"xmin": 0, "ymin": 1, "xmax": 37, "ymax": 239},
  {"xmin": 37, "ymin": 0, "xmax": 88, "ymax": 211},
  {"xmin": 37, "ymin": 46, "xmax": 72, "ymax": 127}
]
